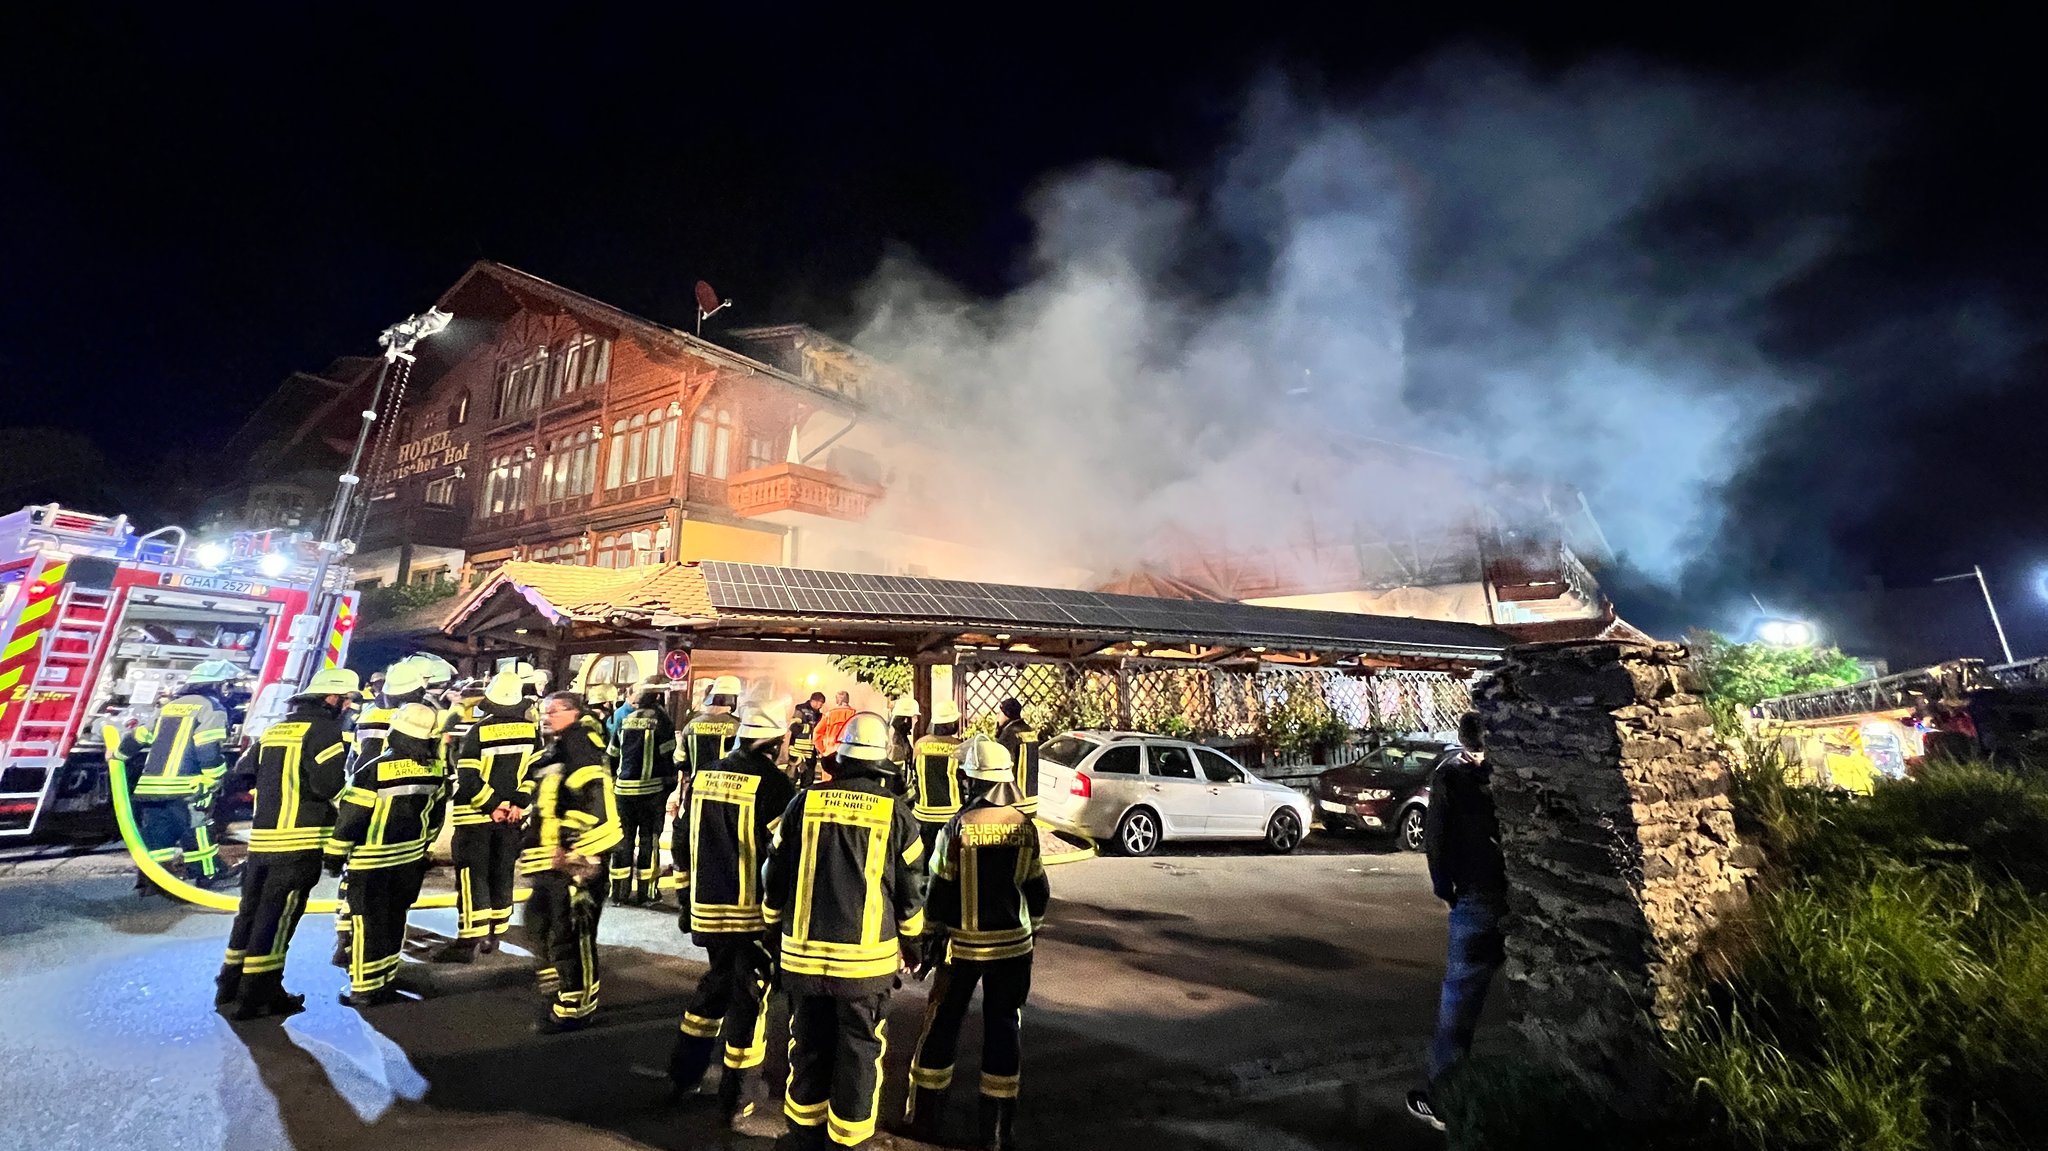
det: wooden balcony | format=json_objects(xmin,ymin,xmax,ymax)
[{"xmin": 726, "ymin": 462, "xmax": 879, "ymax": 524}]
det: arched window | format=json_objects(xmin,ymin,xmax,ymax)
[
  {"xmin": 690, "ymin": 411, "xmax": 711, "ymax": 474},
  {"xmin": 605, "ymin": 419, "xmax": 627, "ymax": 489},
  {"xmin": 642, "ymin": 408, "xmax": 663, "ymax": 480},
  {"xmin": 712, "ymin": 410, "xmax": 731, "ymax": 479},
  {"xmin": 624, "ymin": 415, "xmax": 645, "ymax": 485},
  {"xmin": 659, "ymin": 406, "xmax": 679, "ymax": 476}
]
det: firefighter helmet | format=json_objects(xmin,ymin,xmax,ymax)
[
  {"xmin": 836, "ymin": 711, "xmax": 893, "ymax": 764},
  {"xmin": 957, "ymin": 735, "xmax": 1015, "ymax": 783},
  {"xmin": 185, "ymin": 660, "xmax": 243, "ymax": 687},
  {"xmin": 930, "ymin": 697, "xmax": 961, "ymax": 726},
  {"xmin": 737, "ymin": 706, "xmax": 784, "ymax": 742},
  {"xmin": 382, "ymin": 661, "xmax": 429, "ymax": 697},
  {"xmin": 297, "ymin": 668, "xmax": 361, "ymax": 699},
  {"xmin": 890, "ymin": 696, "xmax": 920, "ymax": 719},
  {"xmin": 390, "ymin": 701, "xmax": 441, "ymax": 742},
  {"xmin": 709, "ymin": 674, "xmax": 744, "ymax": 703},
  {"xmin": 485, "ymin": 671, "xmax": 525, "ymax": 707},
  {"xmin": 399, "ymin": 653, "xmax": 457, "ymax": 687}
]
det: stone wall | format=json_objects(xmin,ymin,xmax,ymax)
[{"xmin": 1474, "ymin": 639, "xmax": 1759, "ymax": 1112}]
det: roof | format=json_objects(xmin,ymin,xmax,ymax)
[{"xmin": 442, "ymin": 559, "xmax": 1513, "ymax": 668}]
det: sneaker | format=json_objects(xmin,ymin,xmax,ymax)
[{"xmin": 1406, "ymin": 1089, "xmax": 1445, "ymax": 1132}]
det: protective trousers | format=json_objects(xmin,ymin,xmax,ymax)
[
  {"xmin": 527, "ymin": 872, "xmax": 604, "ymax": 1021},
  {"xmin": 670, "ymin": 936, "xmax": 771, "ymax": 1088},
  {"xmin": 908, "ymin": 954, "xmax": 1032, "ymax": 1104},
  {"xmin": 136, "ymin": 796, "xmax": 221, "ymax": 879},
  {"xmin": 611, "ymin": 793, "xmax": 666, "ymax": 901},
  {"xmin": 916, "ymin": 819, "xmax": 947, "ymax": 861},
  {"xmin": 451, "ymin": 823, "xmax": 520, "ymax": 939},
  {"xmin": 345, "ymin": 864, "xmax": 426, "ymax": 994},
  {"xmin": 785, "ymin": 990, "xmax": 890, "ymax": 1147},
  {"xmin": 217, "ymin": 852, "xmax": 321, "ymax": 1005}
]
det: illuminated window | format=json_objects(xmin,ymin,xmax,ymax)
[
  {"xmin": 746, "ymin": 431, "xmax": 776, "ymax": 472},
  {"xmin": 690, "ymin": 412, "xmax": 711, "ymax": 474},
  {"xmin": 493, "ymin": 347, "xmax": 550, "ymax": 417},
  {"xmin": 605, "ymin": 419, "xmax": 628, "ymax": 488},
  {"xmin": 424, "ymin": 475, "xmax": 459, "ymax": 507},
  {"xmin": 712, "ymin": 410, "xmax": 731, "ymax": 479},
  {"xmin": 657, "ymin": 406, "xmax": 678, "ymax": 476},
  {"xmin": 551, "ymin": 334, "xmax": 611, "ymax": 399}
]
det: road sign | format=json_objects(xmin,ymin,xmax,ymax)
[{"xmin": 662, "ymin": 649, "xmax": 689, "ymax": 682}]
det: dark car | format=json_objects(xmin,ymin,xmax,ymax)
[{"xmin": 1309, "ymin": 738, "xmax": 1455, "ymax": 851}]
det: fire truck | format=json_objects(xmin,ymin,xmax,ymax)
[{"xmin": 0, "ymin": 504, "xmax": 358, "ymax": 839}]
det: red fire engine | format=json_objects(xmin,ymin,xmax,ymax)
[{"xmin": 0, "ymin": 504, "xmax": 358, "ymax": 838}]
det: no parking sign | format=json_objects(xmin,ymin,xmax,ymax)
[{"xmin": 662, "ymin": 649, "xmax": 690, "ymax": 683}]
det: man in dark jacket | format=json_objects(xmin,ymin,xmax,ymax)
[
  {"xmin": 608, "ymin": 687, "xmax": 678, "ymax": 906},
  {"xmin": 521, "ymin": 693, "xmax": 623, "ymax": 1032},
  {"xmin": 1407, "ymin": 711, "xmax": 1507, "ymax": 1132},
  {"xmin": 433, "ymin": 671, "xmax": 537, "ymax": 962}
]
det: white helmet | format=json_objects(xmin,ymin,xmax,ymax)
[
  {"xmin": 390, "ymin": 701, "xmax": 441, "ymax": 742},
  {"xmin": 930, "ymin": 697, "xmax": 961, "ymax": 726},
  {"xmin": 836, "ymin": 711, "xmax": 893, "ymax": 765},
  {"xmin": 382, "ymin": 661, "xmax": 429, "ymax": 697},
  {"xmin": 890, "ymin": 696, "xmax": 920, "ymax": 719},
  {"xmin": 957, "ymin": 735, "xmax": 1015, "ymax": 783},
  {"xmin": 737, "ymin": 706, "xmax": 784, "ymax": 742},
  {"xmin": 400, "ymin": 653, "xmax": 457, "ymax": 687},
  {"xmin": 186, "ymin": 660, "xmax": 243, "ymax": 687},
  {"xmin": 710, "ymin": 674, "xmax": 744, "ymax": 703},
  {"xmin": 484, "ymin": 671, "xmax": 525, "ymax": 707},
  {"xmin": 297, "ymin": 668, "xmax": 361, "ymax": 699}
]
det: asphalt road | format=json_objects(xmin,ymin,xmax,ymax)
[{"xmin": 0, "ymin": 833, "xmax": 1467, "ymax": 1151}]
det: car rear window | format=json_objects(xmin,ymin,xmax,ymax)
[
  {"xmin": 1091, "ymin": 745, "xmax": 1141, "ymax": 775},
  {"xmin": 1041, "ymin": 735, "xmax": 1094, "ymax": 767},
  {"xmin": 1148, "ymin": 745, "xmax": 1198, "ymax": 779}
]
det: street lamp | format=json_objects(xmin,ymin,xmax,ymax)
[
  {"xmin": 1934, "ymin": 565, "xmax": 2015, "ymax": 665},
  {"xmin": 290, "ymin": 307, "xmax": 454, "ymax": 688}
]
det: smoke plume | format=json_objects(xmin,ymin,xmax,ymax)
[{"xmin": 852, "ymin": 55, "xmax": 1878, "ymax": 589}]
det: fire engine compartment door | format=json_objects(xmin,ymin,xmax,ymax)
[{"xmin": 76, "ymin": 590, "xmax": 285, "ymax": 750}]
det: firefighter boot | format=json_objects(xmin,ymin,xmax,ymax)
[
  {"xmin": 611, "ymin": 878, "xmax": 632, "ymax": 905},
  {"xmin": 667, "ymin": 1033, "xmax": 715, "ymax": 1102},
  {"xmin": 232, "ymin": 973, "xmax": 306, "ymax": 1021},
  {"xmin": 902, "ymin": 1085, "xmax": 944, "ymax": 1142},
  {"xmin": 213, "ymin": 964, "xmax": 242, "ymax": 1009},
  {"xmin": 428, "ymin": 939, "xmax": 478, "ymax": 964},
  {"xmin": 977, "ymin": 1096, "xmax": 1020, "ymax": 1151},
  {"xmin": 716, "ymin": 1068, "xmax": 754, "ymax": 1128}
]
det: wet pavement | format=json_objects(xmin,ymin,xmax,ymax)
[{"xmin": 0, "ymin": 834, "xmax": 1462, "ymax": 1150}]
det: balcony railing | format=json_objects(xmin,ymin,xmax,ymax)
[{"xmin": 726, "ymin": 462, "xmax": 878, "ymax": 523}]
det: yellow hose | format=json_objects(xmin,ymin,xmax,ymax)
[
  {"xmin": 1036, "ymin": 817, "xmax": 1098, "ymax": 866},
  {"xmin": 105, "ymin": 746, "xmax": 522, "ymax": 914}
]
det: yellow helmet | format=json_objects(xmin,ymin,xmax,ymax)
[
  {"xmin": 930, "ymin": 697, "xmax": 961, "ymax": 726},
  {"xmin": 836, "ymin": 711, "xmax": 893, "ymax": 764},
  {"xmin": 890, "ymin": 696, "xmax": 920, "ymax": 719},
  {"xmin": 957, "ymin": 735, "xmax": 1015, "ymax": 783},
  {"xmin": 382, "ymin": 661, "xmax": 428, "ymax": 697},
  {"xmin": 390, "ymin": 701, "xmax": 441, "ymax": 742},
  {"xmin": 298, "ymin": 668, "xmax": 361, "ymax": 698},
  {"xmin": 485, "ymin": 671, "xmax": 525, "ymax": 707},
  {"xmin": 737, "ymin": 706, "xmax": 785, "ymax": 742}
]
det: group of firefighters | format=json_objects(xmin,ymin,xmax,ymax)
[{"xmin": 115, "ymin": 654, "xmax": 1049, "ymax": 1150}]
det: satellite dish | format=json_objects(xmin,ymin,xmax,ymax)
[{"xmin": 695, "ymin": 280, "xmax": 722, "ymax": 315}]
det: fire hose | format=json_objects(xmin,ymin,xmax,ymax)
[{"xmin": 104, "ymin": 740, "xmax": 527, "ymax": 914}]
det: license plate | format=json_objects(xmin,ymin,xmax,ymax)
[{"xmin": 1318, "ymin": 799, "xmax": 1348, "ymax": 813}]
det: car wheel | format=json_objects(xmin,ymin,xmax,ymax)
[
  {"xmin": 1114, "ymin": 807, "xmax": 1160, "ymax": 857},
  {"xmin": 1397, "ymin": 805, "xmax": 1427, "ymax": 852},
  {"xmin": 1266, "ymin": 808, "xmax": 1303, "ymax": 854}
]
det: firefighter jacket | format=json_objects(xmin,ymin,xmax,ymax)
[
  {"xmin": 441, "ymin": 695, "xmax": 482, "ymax": 768},
  {"xmin": 519, "ymin": 717, "xmax": 624, "ymax": 877},
  {"xmin": 910, "ymin": 734, "xmax": 965, "ymax": 824},
  {"xmin": 788, "ymin": 710, "xmax": 819, "ymax": 763},
  {"xmin": 762, "ymin": 773, "xmax": 929, "ymax": 989},
  {"xmin": 928, "ymin": 797, "xmax": 1049, "ymax": 962},
  {"xmin": 677, "ymin": 709, "xmax": 740, "ymax": 776},
  {"xmin": 675, "ymin": 742, "xmax": 796, "ymax": 939},
  {"xmin": 326, "ymin": 732, "xmax": 445, "ymax": 871},
  {"xmin": 451, "ymin": 699, "xmax": 538, "ymax": 827},
  {"xmin": 233, "ymin": 699, "xmax": 351, "ymax": 856},
  {"xmin": 133, "ymin": 689, "xmax": 232, "ymax": 799},
  {"xmin": 995, "ymin": 718, "xmax": 1042, "ymax": 812},
  {"xmin": 348, "ymin": 687, "xmax": 426, "ymax": 777},
  {"xmin": 114, "ymin": 724, "xmax": 156, "ymax": 793},
  {"xmin": 607, "ymin": 704, "xmax": 678, "ymax": 799}
]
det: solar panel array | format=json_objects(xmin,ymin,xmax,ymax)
[{"xmin": 695, "ymin": 562, "xmax": 1507, "ymax": 654}]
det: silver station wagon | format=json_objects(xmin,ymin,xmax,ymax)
[{"xmin": 1034, "ymin": 731, "xmax": 1313, "ymax": 856}]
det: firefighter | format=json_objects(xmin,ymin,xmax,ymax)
[
  {"xmin": 331, "ymin": 659, "xmax": 431, "ymax": 968},
  {"xmin": 325, "ymin": 701, "xmax": 444, "ymax": 1007},
  {"xmin": 993, "ymin": 698, "xmax": 1041, "ymax": 817},
  {"xmin": 903, "ymin": 737, "xmax": 1048, "ymax": 1149},
  {"xmin": 676, "ymin": 674, "xmax": 744, "ymax": 776},
  {"xmin": 520, "ymin": 692, "xmax": 623, "ymax": 1032},
  {"xmin": 762, "ymin": 711, "xmax": 929, "ymax": 1149},
  {"xmin": 432, "ymin": 671, "xmax": 537, "ymax": 963},
  {"xmin": 668, "ymin": 705, "xmax": 798, "ymax": 1122},
  {"xmin": 909, "ymin": 698, "xmax": 965, "ymax": 854},
  {"xmin": 888, "ymin": 697, "xmax": 921, "ymax": 785},
  {"xmin": 607, "ymin": 686, "xmax": 677, "ymax": 905},
  {"xmin": 440, "ymin": 678, "xmax": 487, "ymax": 769},
  {"xmin": 131, "ymin": 660, "xmax": 242, "ymax": 889},
  {"xmin": 787, "ymin": 691, "xmax": 826, "ymax": 787},
  {"xmin": 215, "ymin": 668, "xmax": 358, "ymax": 1019}
]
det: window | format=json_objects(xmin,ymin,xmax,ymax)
[
  {"xmin": 746, "ymin": 431, "xmax": 777, "ymax": 472},
  {"xmin": 1195, "ymin": 748, "xmax": 1243, "ymax": 784},
  {"xmin": 605, "ymin": 419, "xmax": 628, "ymax": 488},
  {"xmin": 538, "ymin": 429, "xmax": 597, "ymax": 507},
  {"xmin": 550, "ymin": 334, "xmax": 611, "ymax": 399},
  {"xmin": 657, "ymin": 406, "xmax": 678, "ymax": 476},
  {"xmin": 1091, "ymin": 745, "xmax": 1142, "ymax": 775},
  {"xmin": 690, "ymin": 413, "xmax": 711, "ymax": 474},
  {"xmin": 424, "ymin": 475, "xmax": 459, "ymax": 507},
  {"xmin": 450, "ymin": 396, "xmax": 468, "ymax": 427},
  {"xmin": 479, "ymin": 451, "xmax": 532, "ymax": 518},
  {"xmin": 493, "ymin": 347, "xmax": 551, "ymax": 418},
  {"xmin": 1041, "ymin": 736, "xmax": 1094, "ymax": 767},
  {"xmin": 623, "ymin": 415, "xmax": 645, "ymax": 485},
  {"xmin": 1148, "ymin": 745, "xmax": 1198, "ymax": 779},
  {"xmin": 642, "ymin": 409, "xmax": 663, "ymax": 480},
  {"xmin": 410, "ymin": 566, "xmax": 447, "ymax": 587},
  {"xmin": 712, "ymin": 410, "xmax": 731, "ymax": 478}
]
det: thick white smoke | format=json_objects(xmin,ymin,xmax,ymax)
[{"xmin": 853, "ymin": 57, "xmax": 1869, "ymax": 587}]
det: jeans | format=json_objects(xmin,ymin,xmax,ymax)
[{"xmin": 1428, "ymin": 896, "xmax": 1506, "ymax": 1084}]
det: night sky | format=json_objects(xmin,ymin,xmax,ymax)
[{"xmin": 1, "ymin": 6, "xmax": 2042, "ymax": 660}]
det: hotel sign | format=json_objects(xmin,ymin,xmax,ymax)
[{"xmin": 388, "ymin": 430, "xmax": 472, "ymax": 481}]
